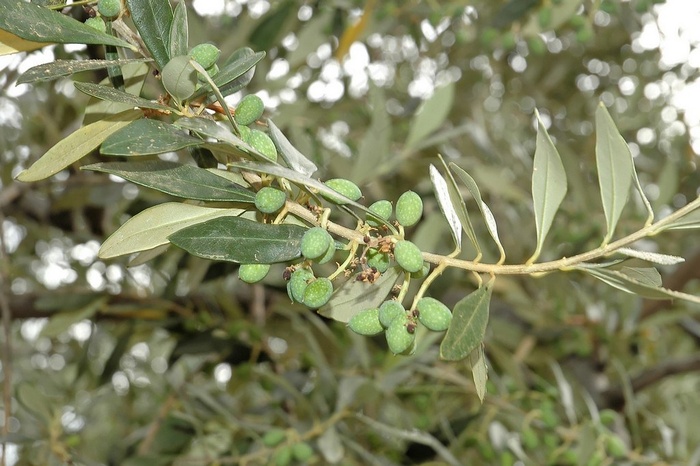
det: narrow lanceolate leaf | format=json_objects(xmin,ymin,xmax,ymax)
[
  {"xmin": 84, "ymin": 62, "xmax": 149, "ymax": 125},
  {"xmin": 405, "ymin": 82, "xmax": 455, "ymax": 151},
  {"xmin": 74, "ymin": 82, "xmax": 173, "ymax": 112},
  {"xmin": 319, "ymin": 267, "xmax": 401, "ymax": 323},
  {"xmin": 191, "ymin": 50, "xmax": 265, "ymax": 100},
  {"xmin": 17, "ymin": 59, "xmax": 152, "ymax": 84},
  {"xmin": 577, "ymin": 266, "xmax": 700, "ymax": 305},
  {"xmin": 81, "ymin": 161, "xmax": 255, "ymax": 202},
  {"xmin": 657, "ymin": 208, "xmax": 700, "ymax": 231},
  {"xmin": 125, "ymin": 0, "xmax": 174, "ymax": 70},
  {"xmin": 450, "ymin": 163, "xmax": 506, "ymax": 263},
  {"xmin": 429, "ymin": 164, "xmax": 464, "ymax": 250},
  {"xmin": 15, "ymin": 109, "xmax": 142, "ymax": 182},
  {"xmin": 439, "ymin": 157, "xmax": 483, "ymax": 256},
  {"xmin": 169, "ymin": 0, "xmax": 189, "ymax": 58},
  {"xmin": 616, "ymin": 248, "xmax": 685, "ymax": 265},
  {"xmin": 595, "ymin": 103, "xmax": 635, "ymax": 244},
  {"xmin": 470, "ymin": 345, "xmax": 488, "ymax": 403},
  {"xmin": 0, "ymin": 1, "xmax": 135, "ymax": 50},
  {"xmin": 168, "ymin": 216, "xmax": 306, "ymax": 264},
  {"xmin": 440, "ymin": 284, "xmax": 493, "ymax": 361},
  {"xmin": 101, "ymin": 119, "xmax": 202, "ymax": 156},
  {"xmin": 529, "ymin": 110, "xmax": 568, "ymax": 263},
  {"xmin": 99, "ymin": 203, "xmax": 245, "ymax": 258},
  {"xmin": 268, "ymin": 119, "xmax": 317, "ymax": 176},
  {"xmin": 173, "ymin": 116, "xmax": 269, "ymax": 161}
]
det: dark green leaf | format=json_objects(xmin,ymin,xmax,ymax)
[
  {"xmin": 17, "ymin": 58, "xmax": 152, "ymax": 84},
  {"xmin": 169, "ymin": 0, "xmax": 188, "ymax": 58},
  {"xmin": 318, "ymin": 267, "xmax": 402, "ymax": 323},
  {"xmin": 249, "ymin": 1, "xmax": 295, "ymax": 51},
  {"xmin": 100, "ymin": 119, "xmax": 203, "ymax": 156},
  {"xmin": 74, "ymin": 82, "xmax": 173, "ymax": 112},
  {"xmin": 190, "ymin": 50, "xmax": 265, "ymax": 100},
  {"xmin": 82, "ymin": 161, "xmax": 255, "ymax": 202},
  {"xmin": 530, "ymin": 110, "xmax": 567, "ymax": 263},
  {"xmin": 595, "ymin": 103, "xmax": 635, "ymax": 244},
  {"xmin": 0, "ymin": 0, "xmax": 135, "ymax": 50},
  {"xmin": 173, "ymin": 117, "xmax": 264, "ymax": 160},
  {"xmin": 440, "ymin": 284, "xmax": 492, "ymax": 361},
  {"xmin": 83, "ymin": 62, "xmax": 149, "ymax": 124},
  {"xmin": 268, "ymin": 119, "xmax": 317, "ymax": 176},
  {"xmin": 125, "ymin": 0, "xmax": 173, "ymax": 70},
  {"xmin": 168, "ymin": 216, "xmax": 306, "ymax": 264}
]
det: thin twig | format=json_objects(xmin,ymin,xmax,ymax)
[{"xmin": 0, "ymin": 208, "xmax": 13, "ymax": 466}]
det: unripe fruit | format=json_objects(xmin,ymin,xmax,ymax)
[
  {"xmin": 197, "ymin": 64, "xmax": 220, "ymax": 82},
  {"xmin": 301, "ymin": 227, "xmax": 332, "ymax": 260},
  {"xmin": 521, "ymin": 428, "xmax": 539, "ymax": 450},
  {"xmin": 235, "ymin": 94, "xmax": 265, "ymax": 126},
  {"xmin": 248, "ymin": 129, "xmax": 277, "ymax": 162},
  {"xmin": 291, "ymin": 442, "xmax": 314, "ymax": 462},
  {"xmin": 348, "ymin": 308, "xmax": 383, "ymax": 336},
  {"xmin": 416, "ymin": 297, "xmax": 452, "ymax": 331},
  {"xmin": 366, "ymin": 200, "xmax": 392, "ymax": 227},
  {"xmin": 605, "ymin": 435, "xmax": 627, "ymax": 458},
  {"xmin": 385, "ymin": 314, "xmax": 415, "ymax": 354},
  {"xmin": 538, "ymin": 7, "xmax": 552, "ymax": 29},
  {"xmin": 273, "ymin": 446, "xmax": 293, "ymax": 466},
  {"xmin": 378, "ymin": 300, "xmax": 405, "ymax": 328},
  {"xmin": 366, "ymin": 248, "xmax": 390, "ymax": 273},
  {"xmin": 323, "ymin": 178, "xmax": 362, "ymax": 204},
  {"xmin": 302, "ymin": 277, "xmax": 333, "ymax": 309},
  {"xmin": 189, "ymin": 43, "xmax": 220, "ymax": 69},
  {"xmin": 238, "ymin": 263, "xmax": 270, "ymax": 284},
  {"xmin": 85, "ymin": 17, "xmax": 106, "ymax": 33},
  {"xmin": 287, "ymin": 268, "xmax": 314, "ymax": 303},
  {"xmin": 316, "ymin": 240, "xmax": 336, "ymax": 265},
  {"xmin": 255, "ymin": 187, "xmax": 286, "ymax": 214},
  {"xmin": 238, "ymin": 125, "xmax": 252, "ymax": 143},
  {"xmin": 599, "ymin": 409, "xmax": 616, "ymax": 427},
  {"xmin": 262, "ymin": 429, "xmax": 286, "ymax": 447},
  {"xmin": 97, "ymin": 0, "xmax": 121, "ymax": 19},
  {"xmin": 395, "ymin": 191, "xmax": 423, "ymax": 227},
  {"xmin": 410, "ymin": 262, "xmax": 430, "ymax": 279},
  {"xmin": 393, "ymin": 240, "xmax": 423, "ymax": 273}
]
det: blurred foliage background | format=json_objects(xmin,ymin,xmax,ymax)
[{"xmin": 2, "ymin": 0, "xmax": 700, "ymax": 464}]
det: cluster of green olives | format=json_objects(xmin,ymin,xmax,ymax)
[
  {"xmin": 348, "ymin": 297, "xmax": 452, "ymax": 354},
  {"xmin": 239, "ymin": 176, "xmax": 447, "ymax": 352}
]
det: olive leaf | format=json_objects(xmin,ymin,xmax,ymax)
[
  {"xmin": 82, "ymin": 161, "xmax": 256, "ymax": 202},
  {"xmin": 15, "ymin": 109, "xmax": 142, "ymax": 182},
  {"xmin": 17, "ymin": 58, "xmax": 152, "ymax": 84},
  {"xmin": 268, "ymin": 119, "xmax": 318, "ymax": 176},
  {"xmin": 595, "ymin": 103, "xmax": 635, "ymax": 244},
  {"xmin": 405, "ymin": 82, "xmax": 455, "ymax": 151},
  {"xmin": 0, "ymin": 0, "xmax": 135, "ymax": 50},
  {"xmin": 529, "ymin": 110, "xmax": 567, "ymax": 263},
  {"xmin": 169, "ymin": 0, "xmax": 189, "ymax": 58},
  {"xmin": 440, "ymin": 284, "xmax": 492, "ymax": 361},
  {"xmin": 73, "ymin": 82, "xmax": 173, "ymax": 112},
  {"xmin": 99, "ymin": 203, "xmax": 245, "ymax": 258},
  {"xmin": 100, "ymin": 119, "xmax": 203, "ymax": 156},
  {"xmin": 470, "ymin": 345, "xmax": 488, "ymax": 403},
  {"xmin": 125, "ymin": 0, "xmax": 174, "ymax": 70},
  {"xmin": 168, "ymin": 216, "xmax": 306, "ymax": 264},
  {"xmin": 450, "ymin": 163, "xmax": 506, "ymax": 263},
  {"xmin": 429, "ymin": 164, "xmax": 465, "ymax": 251}
]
